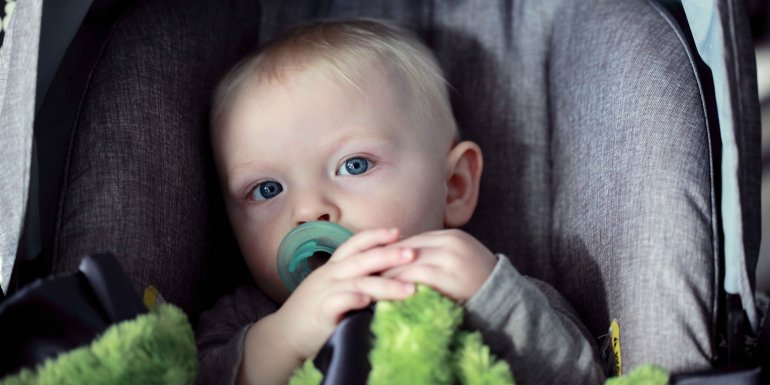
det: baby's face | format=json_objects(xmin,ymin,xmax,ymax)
[{"xmin": 213, "ymin": 69, "xmax": 455, "ymax": 302}]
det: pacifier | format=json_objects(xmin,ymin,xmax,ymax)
[{"xmin": 277, "ymin": 221, "xmax": 353, "ymax": 292}]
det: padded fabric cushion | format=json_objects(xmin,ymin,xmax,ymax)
[
  {"xmin": 0, "ymin": 0, "xmax": 41, "ymax": 293},
  {"xmin": 549, "ymin": 0, "xmax": 716, "ymax": 372},
  {"xmin": 51, "ymin": 0, "xmax": 259, "ymax": 317}
]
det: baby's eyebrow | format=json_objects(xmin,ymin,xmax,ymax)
[
  {"xmin": 225, "ymin": 162, "xmax": 267, "ymax": 194},
  {"xmin": 327, "ymin": 132, "xmax": 394, "ymax": 148}
]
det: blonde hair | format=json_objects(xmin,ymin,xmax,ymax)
[{"xmin": 211, "ymin": 19, "xmax": 458, "ymax": 139}]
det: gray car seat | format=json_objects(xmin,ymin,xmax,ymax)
[{"xmin": 1, "ymin": 0, "xmax": 764, "ymax": 380}]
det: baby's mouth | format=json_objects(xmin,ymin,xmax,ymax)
[{"xmin": 308, "ymin": 251, "xmax": 332, "ymax": 270}]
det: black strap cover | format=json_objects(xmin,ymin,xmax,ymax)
[{"xmin": 0, "ymin": 252, "xmax": 145, "ymax": 377}]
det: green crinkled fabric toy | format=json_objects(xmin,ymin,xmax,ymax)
[
  {"xmin": 290, "ymin": 285, "xmax": 515, "ymax": 385},
  {"xmin": 289, "ymin": 285, "xmax": 670, "ymax": 385},
  {"xmin": 0, "ymin": 304, "xmax": 198, "ymax": 385}
]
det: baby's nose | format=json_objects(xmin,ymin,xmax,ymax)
[
  {"xmin": 298, "ymin": 213, "xmax": 331, "ymax": 226},
  {"xmin": 292, "ymin": 191, "xmax": 340, "ymax": 226}
]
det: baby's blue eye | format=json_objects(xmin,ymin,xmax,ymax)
[
  {"xmin": 250, "ymin": 181, "xmax": 283, "ymax": 201},
  {"xmin": 338, "ymin": 157, "xmax": 374, "ymax": 176}
]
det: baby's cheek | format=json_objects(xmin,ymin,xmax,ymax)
[
  {"xmin": 243, "ymin": 237, "xmax": 278, "ymax": 278},
  {"xmin": 366, "ymin": 194, "xmax": 443, "ymax": 236},
  {"xmin": 396, "ymin": 183, "xmax": 446, "ymax": 231},
  {"xmin": 244, "ymin": 242, "xmax": 289, "ymax": 302}
]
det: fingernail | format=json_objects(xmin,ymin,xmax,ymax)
[
  {"xmin": 400, "ymin": 248, "xmax": 414, "ymax": 259},
  {"xmin": 403, "ymin": 283, "xmax": 415, "ymax": 294},
  {"xmin": 389, "ymin": 228, "xmax": 398, "ymax": 235}
]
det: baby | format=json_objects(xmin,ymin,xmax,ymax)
[{"xmin": 197, "ymin": 19, "xmax": 604, "ymax": 385}]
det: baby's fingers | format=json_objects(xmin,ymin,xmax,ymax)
[
  {"xmin": 333, "ymin": 246, "xmax": 415, "ymax": 279},
  {"xmin": 322, "ymin": 277, "xmax": 415, "ymax": 321},
  {"xmin": 320, "ymin": 292, "xmax": 372, "ymax": 323},
  {"xmin": 350, "ymin": 275, "xmax": 415, "ymax": 300},
  {"xmin": 330, "ymin": 228, "xmax": 400, "ymax": 262}
]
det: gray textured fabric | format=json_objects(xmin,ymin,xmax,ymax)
[
  {"xmin": 196, "ymin": 284, "xmax": 277, "ymax": 385},
  {"xmin": 51, "ymin": 0, "xmax": 260, "ymax": 315},
  {"xmin": 550, "ymin": 0, "xmax": 716, "ymax": 373},
  {"xmin": 0, "ymin": 0, "xmax": 42, "ymax": 293},
  {"xmin": 195, "ymin": 256, "xmax": 604, "ymax": 385},
  {"xmin": 464, "ymin": 256, "xmax": 604, "ymax": 385}
]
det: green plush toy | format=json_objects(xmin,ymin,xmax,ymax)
[
  {"xmin": 290, "ymin": 285, "xmax": 514, "ymax": 385},
  {"xmin": 289, "ymin": 285, "xmax": 669, "ymax": 385},
  {"xmin": 0, "ymin": 304, "xmax": 198, "ymax": 385},
  {"xmin": 0, "ymin": 285, "xmax": 667, "ymax": 385}
]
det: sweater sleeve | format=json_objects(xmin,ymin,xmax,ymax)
[
  {"xmin": 464, "ymin": 255, "xmax": 606, "ymax": 385},
  {"xmin": 195, "ymin": 284, "xmax": 277, "ymax": 385}
]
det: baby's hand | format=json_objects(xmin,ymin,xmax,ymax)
[
  {"xmin": 273, "ymin": 228, "xmax": 416, "ymax": 361},
  {"xmin": 381, "ymin": 229, "xmax": 497, "ymax": 302}
]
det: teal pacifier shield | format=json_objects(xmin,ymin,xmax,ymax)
[{"xmin": 277, "ymin": 221, "xmax": 353, "ymax": 292}]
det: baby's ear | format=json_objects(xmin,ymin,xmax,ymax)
[{"xmin": 443, "ymin": 141, "xmax": 483, "ymax": 228}]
